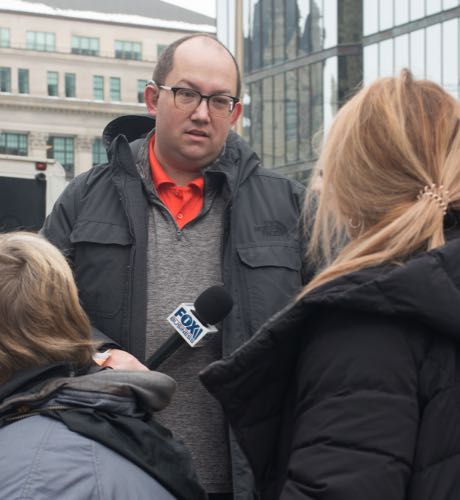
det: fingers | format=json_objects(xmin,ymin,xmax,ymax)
[{"xmin": 100, "ymin": 349, "xmax": 149, "ymax": 372}]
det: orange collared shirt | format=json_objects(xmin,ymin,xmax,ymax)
[{"xmin": 149, "ymin": 134, "xmax": 204, "ymax": 229}]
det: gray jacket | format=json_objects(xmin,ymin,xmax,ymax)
[
  {"xmin": 0, "ymin": 369, "xmax": 178, "ymax": 500},
  {"xmin": 42, "ymin": 115, "xmax": 308, "ymax": 499}
]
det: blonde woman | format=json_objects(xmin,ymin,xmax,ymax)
[
  {"xmin": 201, "ymin": 70, "xmax": 460, "ymax": 500},
  {"xmin": 0, "ymin": 232, "xmax": 205, "ymax": 500}
]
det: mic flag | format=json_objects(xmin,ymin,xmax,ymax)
[
  {"xmin": 146, "ymin": 286, "xmax": 233, "ymax": 370},
  {"xmin": 167, "ymin": 286, "xmax": 233, "ymax": 347}
]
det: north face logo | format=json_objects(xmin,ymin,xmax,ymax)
[{"xmin": 254, "ymin": 221, "xmax": 287, "ymax": 237}]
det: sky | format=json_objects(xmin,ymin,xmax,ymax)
[{"xmin": 162, "ymin": 0, "xmax": 216, "ymax": 18}]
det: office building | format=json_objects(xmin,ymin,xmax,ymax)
[
  {"xmin": 363, "ymin": 0, "xmax": 460, "ymax": 98},
  {"xmin": 0, "ymin": 0, "xmax": 215, "ymax": 177},
  {"xmin": 218, "ymin": 0, "xmax": 460, "ymax": 182}
]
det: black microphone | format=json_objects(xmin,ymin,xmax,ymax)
[{"xmin": 146, "ymin": 286, "xmax": 233, "ymax": 370}]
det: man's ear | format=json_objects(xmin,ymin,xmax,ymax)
[
  {"xmin": 144, "ymin": 83, "xmax": 159, "ymax": 116},
  {"xmin": 229, "ymin": 101, "xmax": 242, "ymax": 126}
]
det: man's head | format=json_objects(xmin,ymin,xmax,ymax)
[
  {"xmin": 144, "ymin": 34, "xmax": 242, "ymax": 183},
  {"xmin": 153, "ymin": 33, "xmax": 242, "ymax": 99}
]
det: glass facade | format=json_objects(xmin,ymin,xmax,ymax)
[
  {"xmin": 0, "ymin": 27, "xmax": 9, "ymax": 48},
  {"xmin": 110, "ymin": 77, "xmax": 121, "ymax": 101},
  {"xmin": 238, "ymin": 0, "xmax": 460, "ymax": 181},
  {"xmin": 18, "ymin": 68, "xmax": 29, "ymax": 94},
  {"xmin": 47, "ymin": 136, "xmax": 74, "ymax": 178},
  {"xmin": 0, "ymin": 67, "xmax": 11, "ymax": 92},
  {"xmin": 92, "ymin": 138, "xmax": 107, "ymax": 166},
  {"xmin": 363, "ymin": 1, "xmax": 460, "ymax": 98},
  {"xmin": 26, "ymin": 31, "xmax": 55, "ymax": 52},
  {"xmin": 47, "ymin": 71, "xmax": 58, "ymax": 96},
  {"xmin": 71, "ymin": 35, "xmax": 99, "ymax": 56},
  {"xmin": 137, "ymin": 79, "xmax": 147, "ymax": 103},
  {"xmin": 242, "ymin": 0, "xmax": 362, "ymax": 182},
  {"xmin": 115, "ymin": 40, "xmax": 142, "ymax": 60},
  {"xmin": 65, "ymin": 72, "xmax": 76, "ymax": 97},
  {"xmin": 93, "ymin": 75, "xmax": 104, "ymax": 100},
  {"xmin": 0, "ymin": 132, "xmax": 28, "ymax": 156}
]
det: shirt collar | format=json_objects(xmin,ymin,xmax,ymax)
[{"xmin": 149, "ymin": 133, "xmax": 204, "ymax": 193}]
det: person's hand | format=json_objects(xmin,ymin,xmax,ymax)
[{"xmin": 100, "ymin": 349, "xmax": 149, "ymax": 371}]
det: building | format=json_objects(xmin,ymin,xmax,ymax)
[
  {"xmin": 218, "ymin": 0, "xmax": 362, "ymax": 183},
  {"xmin": 218, "ymin": 0, "xmax": 460, "ymax": 182},
  {"xmin": 363, "ymin": 0, "xmax": 460, "ymax": 96},
  {"xmin": 0, "ymin": 0, "xmax": 215, "ymax": 178}
]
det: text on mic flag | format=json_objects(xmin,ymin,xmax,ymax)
[{"xmin": 167, "ymin": 304, "xmax": 218, "ymax": 347}]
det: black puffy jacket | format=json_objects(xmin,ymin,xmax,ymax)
[
  {"xmin": 42, "ymin": 115, "xmax": 308, "ymax": 500},
  {"xmin": 201, "ymin": 222, "xmax": 460, "ymax": 500}
]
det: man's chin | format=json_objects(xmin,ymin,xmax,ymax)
[{"xmin": 180, "ymin": 147, "xmax": 215, "ymax": 166}]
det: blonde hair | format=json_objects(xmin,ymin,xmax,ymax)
[
  {"xmin": 302, "ymin": 69, "xmax": 460, "ymax": 295},
  {"xmin": 0, "ymin": 232, "xmax": 95, "ymax": 383}
]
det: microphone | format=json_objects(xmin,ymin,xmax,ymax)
[{"xmin": 146, "ymin": 286, "xmax": 233, "ymax": 370}]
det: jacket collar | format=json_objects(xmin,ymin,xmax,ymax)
[
  {"xmin": 0, "ymin": 363, "xmax": 176, "ymax": 419},
  {"xmin": 103, "ymin": 115, "xmax": 261, "ymax": 196}
]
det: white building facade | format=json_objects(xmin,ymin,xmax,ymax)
[{"xmin": 0, "ymin": 0, "xmax": 215, "ymax": 177}]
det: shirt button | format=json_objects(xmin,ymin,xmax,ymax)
[
  {"xmin": 177, "ymin": 213, "xmax": 184, "ymax": 220},
  {"xmin": 175, "ymin": 190, "xmax": 181, "ymax": 197}
]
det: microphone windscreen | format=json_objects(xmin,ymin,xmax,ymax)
[{"xmin": 194, "ymin": 286, "xmax": 233, "ymax": 325}]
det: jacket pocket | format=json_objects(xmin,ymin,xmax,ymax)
[
  {"xmin": 237, "ymin": 244, "xmax": 301, "ymax": 271},
  {"xmin": 236, "ymin": 243, "xmax": 302, "ymax": 334},
  {"xmin": 70, "ymin": 220, "xmax": 133, "ymax": 317}
]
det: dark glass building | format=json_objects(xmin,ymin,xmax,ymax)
[
  {"xmin": 363, "ymin": 0, "xmax": 460, "ymax": 98},
  {"xmin": 241, "ymin": 0, "xmax": 363, "ymax": 182},
  {"xmin": 235, "ymin": 0, "xmax": 460, "ymax": 182}
]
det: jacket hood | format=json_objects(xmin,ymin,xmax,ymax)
[
  {"xmin": 102, "ymin": 114, "xmax": 155, "ymax": 148},
  {"xmin": 102, "ymin": 114, "xmax": 262, "ymax": 188}
]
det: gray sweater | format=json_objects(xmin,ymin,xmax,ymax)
[{"xmin": 146, "ymin": 188, "xmax": 231, "ymax": 493}]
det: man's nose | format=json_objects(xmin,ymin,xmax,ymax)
[{"xmin": 191, "ymin": 98, "xmax": 211, "ymax": 121}]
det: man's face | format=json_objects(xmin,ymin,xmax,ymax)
[{"xmin": 146, "ymin": 37, "xmax": 242, "ymax": 180}]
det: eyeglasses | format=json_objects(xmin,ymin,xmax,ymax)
[{"xmin": 147, "ymin": 80, "xmax": 239, "ymax": 117}]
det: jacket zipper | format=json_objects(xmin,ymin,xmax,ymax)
[{"xmin": 5, "ymin": 405, "xmax": 72, "ymax": 422}]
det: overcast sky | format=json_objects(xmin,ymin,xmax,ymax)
[{"xmin": 162, "ymin": 0, "xmax": 216, "ymax": 18}]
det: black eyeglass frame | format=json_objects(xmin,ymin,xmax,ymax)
[{"xmin": 146, "ymin": 79, "xmax": 240, "ymax": 115}]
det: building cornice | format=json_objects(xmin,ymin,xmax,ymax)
[
  {"xmin": 0, "ymin": 8, "xmax": 215, "ymax": 34},
  {"xmin": 0, "ymin": 93, "xmax": 145, "ymax": 117},
  {"xmin": 0, "ymin": 45, "xmax": 158, "ymax": 65}
]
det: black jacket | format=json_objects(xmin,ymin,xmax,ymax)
[
  {"xmin": 42, "ymin": 115, "xmax": 307, "ymax": 499},
  {"xmin": 201, "ymin": 223, "xmax": 460, "ymax": 500}
]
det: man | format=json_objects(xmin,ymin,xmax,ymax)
[{"xmin": 42, "ymin": 34, "xmax": 308, "ymax": 500}]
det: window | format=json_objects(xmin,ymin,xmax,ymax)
[
  {"xmin": 0, "ymin": 67, "xmax": 11, "ymax": 92},
  {"xmin": 47, "ymin": 71, "xmax": 58, "ymax": 96},
  {"xmin": 71, "ymin": 35, "xmax": 99, "ymax": 56},
  {"xmin": 18, "ymin": 69, "xmax": 29, "ymax": 94},
  {"xmin": 0, "ymin": 27, "xmax": 9, "ymax": 48},
  {"xmin": 65, "ymin": 73, "xmax": 76, "ymax": 97},
  {"xmin": 110, "ymin": 77, "xmax": 121, "ymax": 101},
  {"xmin": 137, "ymin": 79, "xmax": 147, "ymax": 103},
  {"xmin": 93, "ymin": 75, "xmax": 104, "ymax": 100},
  {"xmin": 47, "ymin": 136, "xmax": 74, "ymax": 178},
  {"xmin": 114, "ymin": 40, "xmax": 141, "ymax": 60},
  {"xmin": 26, "ymin": 31, "xmax": 55, "ymax": 52},
  {"xmin": 443, "ymin": 18, "xmax": 459, "ymax": 98},
  {"xmin": 157, "ymin": 44, "xmax": 167, "ymax": 58},
  {"xmin": 92, "ymin": 138, "xmax": 107, "ymax": 166},
  {"xmin": 0, "ymin": 132, "xmax": 28, "ymax": 156}
]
